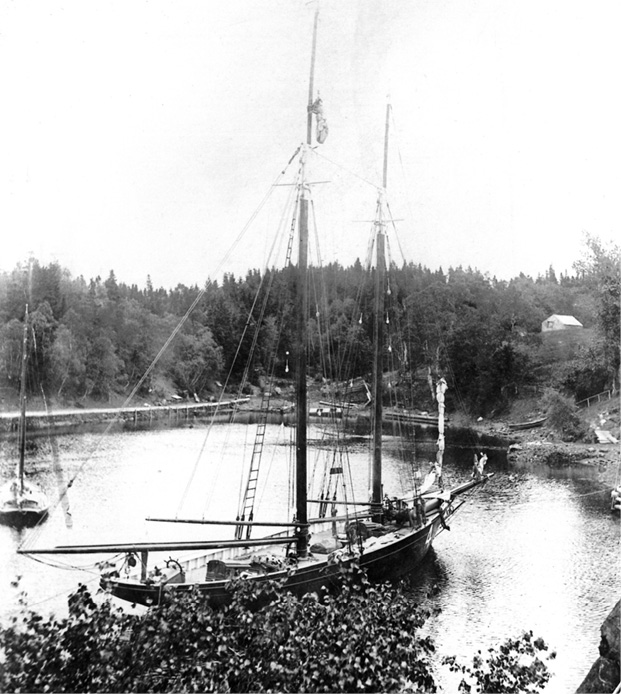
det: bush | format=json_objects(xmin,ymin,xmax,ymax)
[
  {"xmin": 0, "ymin": 568, "xmax": 553, "ymax": 693},
  {"xmin": 443, "ymin": 631, "xmax": 555, "ymax": 693},
  {"xmin": 542, "ymin": 388, "xmax": 588, "ymax": 441}
]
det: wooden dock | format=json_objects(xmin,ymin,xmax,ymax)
[{"xmin": 0, "ymin": 398, "xmax": 250, "ymax": 438}]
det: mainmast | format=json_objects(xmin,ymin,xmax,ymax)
[
  {"xmin": 295, "ymin": 5, "xmax": 319, "ymax": 559},
  {"xmin": 371, "ymin": 103, "xmax": 391, "ymax": 521},
  {"xmin": 18, "ymin": 304, "xmax": 29, "ymax": 493},
  {"xmin": 295, "ymin": 178, "xmax": 309, "ymax": 557}
]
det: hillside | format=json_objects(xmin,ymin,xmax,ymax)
[{"xmin": 0, "ymin": 235, "xmax": 618, "ymax": 426}]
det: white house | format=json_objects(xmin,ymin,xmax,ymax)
[{"xmin": 541, "ymin": 314, "xmax": 583, "ymax": 332}]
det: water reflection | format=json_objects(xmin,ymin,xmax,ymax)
[
  {"xmin": 0, "ymin": 424, "xmax": 618, "ymax": 694},
  {"xmin": 405, "ymin": 461, "xmax": 619, "ymax": 693}
]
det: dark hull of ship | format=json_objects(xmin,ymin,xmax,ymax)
[
  {"xmin": 101, "ymin": 512, "xmax": 447, "ymax": 608},
  {"xmin": 0, "ymin": 506, "xmax": 48, "ymax": 529}
]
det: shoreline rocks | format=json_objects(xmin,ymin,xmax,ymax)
[
  {"xmin": 506, "ymin": 433, "xmax": 619, "ymax": 488},
  {"xmin": 576, "ymin": 600, "xmax": 620, "ymax": 693}
]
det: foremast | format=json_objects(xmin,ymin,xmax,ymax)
[{"xmin": 371, "ymin": 103, "xmax": 391, "ymax": 521}]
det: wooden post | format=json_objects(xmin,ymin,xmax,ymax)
[{"xmin": 140, "ymin": 551, "xmax": 148, "ymax": 581}]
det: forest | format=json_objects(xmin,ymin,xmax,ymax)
[{"xmin": 0, "ymin": 233, "xmax": 618, "ymax": 418}]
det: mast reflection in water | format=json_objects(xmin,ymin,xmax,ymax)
[{"xmin": 0, "ymin": 426, "xmax": 618, "ymax": 694}]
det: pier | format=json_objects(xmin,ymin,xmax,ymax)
[{"xmin": 0, "ymin": 398, "xmax": 250, "ymax": 438}]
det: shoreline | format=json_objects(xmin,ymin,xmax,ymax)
[
  {"xmin": 1, "ymin": 394, "xmax": 618, "ymax": 488},
  {"xmin": 474, "ymin": 419, "xmax": 620, "ymax": 489}
]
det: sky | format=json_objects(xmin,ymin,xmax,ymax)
[{"xmin": 0, "ymin": 0, "xmax": 619, "ymax": 289}]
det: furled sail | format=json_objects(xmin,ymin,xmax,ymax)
[{"xmin": 420, "ymin": 377, "xmax": 447, "ymax": 494}]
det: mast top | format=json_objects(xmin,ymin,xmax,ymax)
[
  {"xmin": 382, "ymin": 102, "xmax": 391, "ymax": 191},
  {"xmin": 306, "ymin": 7, "xmax": 320, "ymax": 145}
]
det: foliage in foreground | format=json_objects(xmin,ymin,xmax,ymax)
[
  {"xmin": 444, "ymin": 631, "xmax": 555, "ymax": 694},
  {"xmin": 0, "ymin": 570, "xmax": 554, "ymax": 693}
]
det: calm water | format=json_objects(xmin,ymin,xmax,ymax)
[{"xmin": 0, "ymin": 423, "xmax": 618, "ymax": 693}]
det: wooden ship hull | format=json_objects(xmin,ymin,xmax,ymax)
[
  {"xmin": 99, "ymin": 479, "xmax": 484, "ymax": 607},
  {"xmin": 101, "ymin": 513, "xmax": 441, "ymax": 607}
]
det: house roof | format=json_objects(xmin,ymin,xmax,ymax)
[{"xmin": 545, "ymin": 314, "xmax": 583, "ymax": 326}]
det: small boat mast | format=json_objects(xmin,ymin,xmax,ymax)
[{"xmin": 17, "ymin": 303, "xmax": 29, "ymax": 495}]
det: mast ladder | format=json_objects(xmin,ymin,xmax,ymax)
[
  {"xmin": 234, "ymin": 182, "xmax": 302, "ymax": 541},
  {"xmin": 236, "ymin": 389, "xmax": 272, "ymax": 539}
]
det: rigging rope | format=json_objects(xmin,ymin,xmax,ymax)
[
  {"xmin": 183, "ymin": 149, "xmax": 306, "ymax": 524},
  {"xmin": 313, "ymin": 149, "xmax": 377, "ymax": 190},
  {"xmin": 19, "ymin": 147, "xmax": 304, "ymax": 552},
  {"xmin": 389, "ymin": 107, "xmax": 417, "ymax": 246},
  {"xmin": 173, "ymin": 152, "xmax": 302, "ymax": 517}
]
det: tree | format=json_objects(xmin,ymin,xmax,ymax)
[
  {"xmin": 113, "ymin": 299, "xmax": 177, "ymax": 394},
  {"xmin": 0, "ymin": 249, "xmax": 613, "ymax": 411},
  {"xmin": 168, "ymin": 326, "xmax": 223, "ymax": 396},
  {"xmin": 555, "ymin": 345, "xmax": 610, "ymax": 401},
  {"xmin": 29, "ymin": 300, "xmax": 58, "ymax": 393},
  {"xmin": 32, "ymin": 260, "xmax": 65, "ymax": 318},
  {"xmin": 49, "ymin": 324, "xmax": 86, "ymax": 397},
  {"xmin": 0, "ymin": 319, "xmax": 23, "ymax": 384},
  {"xmin": 84, "ymin": 336, "xmax": 123, "ymax": 401},
  {"xmin": 573, "ymin": 233, "xmax": 621, "ymax": 387},
  {"xmin": 542, "ymin": 388, "xmax": 587, "ymax": 441}
]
